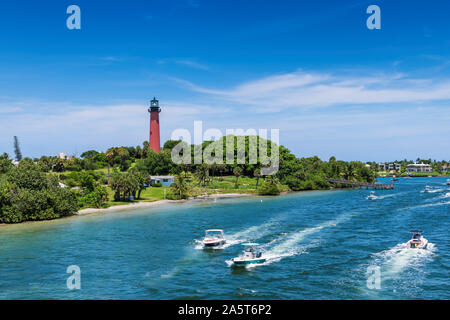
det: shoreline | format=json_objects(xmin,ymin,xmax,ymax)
[
  {"xmin": 0, "ymin": 193, "xmax": 259, "ymax": 228},
  {"xmin": 0, "ymin": 189, "xmax": 345, "ymax": 227},
  {"xmin": 77, "ymin": 192, "xmax": 258, "ymax": 215}
]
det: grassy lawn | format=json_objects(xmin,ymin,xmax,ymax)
[
  {"xmin": 103, "ymin": 185, "xmax": 170, "ymax": 207},
  {"xmin": 101, "ymin": 175, "xmax": 289, "ymax": 207}
]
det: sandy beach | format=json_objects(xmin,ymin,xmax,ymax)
[{"xmin": 76, "ymin": 193, "xmax": 256, "ymax": 216}]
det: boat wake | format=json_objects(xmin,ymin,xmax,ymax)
[
  {"xmin": 404, "ymin": 201, "xmax": 450, "ymax": 210},
  {"xmin": 370, "ymin": 242, "xmax": 436, "ymax": 280},
  {"xmin": 421, "ymin": 188, "xmax": 445, "ymax": 194},
  {"xmin": 194, "ymin": 220, "xmax": 277, "ymax": 250},
  {"xmin": 374, "ymin": 191, "xmax": 408, "ymax": 200},
  {"xmin": 230, "ymin": 213, "xmax": 353, "ymax": 269}
]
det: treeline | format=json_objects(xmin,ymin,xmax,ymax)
[
  {"xmin": 367, "ymin": 159, "xmax": 450, "ymax": 173},
  {"xmin": 0, "ymin": 135, "xmax": 377, "ymax": 223},
  {"xmin": 0, "ymin": 159, "xmax": 78, "ymax": 223}
]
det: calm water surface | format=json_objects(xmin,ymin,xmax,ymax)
[{"xmin": 0, "ymin": 177, "xmax": 448, "ymax": 299}]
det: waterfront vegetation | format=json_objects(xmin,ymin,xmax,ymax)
[{"xmin": 3, "ymin": 135, "xmax": 447, "ymax": 223}]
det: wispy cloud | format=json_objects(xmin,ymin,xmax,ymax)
[
  {"xmin": 157, "ymin": 58, "xmax": 210, "ymax": 70},
  {"xmin": 179, "ymin": 69, "xmax": 450, "ymax": 111}
]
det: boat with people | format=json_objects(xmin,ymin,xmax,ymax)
[
  {"xmin": 406, "ymin": 230, "xmax": 428, "ymax": 249},
  {"xmin": 231, "ymin": 243, "xmax": 266, "ymax": 266},
  {"xmin": 446, "ymin": 179, "xmax": 450, "ymax": 186},
  {"xmin": 366, "ymin": 191, "xmax": 377, "ymax": 201},
  {"xmin": 423, "ymin": 185, "xmax": 433, "ymax": 193},
  {"xmin": 202, "ymin": 229, "xmax": 226, "ymax": 248}
]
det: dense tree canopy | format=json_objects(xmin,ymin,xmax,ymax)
[
  {"xmin": 1, "ymin": 135, "xmax": 413, "ymax": 224},
  {"xmin": 0, "ymin": 161, "xmax": 78, "ymax": 223}
]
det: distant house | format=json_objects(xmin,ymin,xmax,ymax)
[
  {"xmin": 388, "ymin": 163, "xmax": 401, "ymax": 171},
  {"xmin": 150, "ymin": 176, "xmax": 175, "ymax": 187},
  {"xmin": 11, "ymin": 160, "xmax": 19, "ymax": 167},
  {"xmin": 442, "ymin": 164, "xmax": 450, "ymax": 172},
  {"xmin": 406, "ymin": 163, "xmax": 433, "ymax": 173},
  {"xmin": 58, "ymin": 152, "xmax": 74, "ymax": 160},
  {"xmin": 378, "ymin": 163, "xmax": 400, "ymax": 172}
]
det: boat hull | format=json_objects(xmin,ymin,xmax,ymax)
[
  {"xmin": 232, "ymin": 258, "xmax": 266, "ymax": 266},
  {"xmin": 202, "ymin": 239, "xmax": 226, "ymax": 248}
]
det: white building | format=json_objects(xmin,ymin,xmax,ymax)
[
  {"xmin": 58, "ymin": 152, "xmax": 74, "ymax": 160},
  {"xmin": 378, "ymin": 163, "xmax": 400, "ymax": 172},
  {"xmin": 406, "ymin": 163, "xmax": 432, "ymax": 173},
  {"xmin": 150, "ymin": 176, "xmax": 175, "ymax": 187}
]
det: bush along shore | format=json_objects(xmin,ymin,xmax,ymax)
[{"xmin": 0, "ymin": 135, "xmax": 378, "ymax": 224}]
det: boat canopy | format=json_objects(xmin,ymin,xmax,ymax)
[
  {"xmin": 409, "ymin": 230, "xmax": 423, "ymax": 234},
  {"xmin": 205, "ymin": 229, "xmax": 224, "ymax": 236},
  {"xmin": 242, "ymin": 243, "xmax": 259, "ymax": 246}
]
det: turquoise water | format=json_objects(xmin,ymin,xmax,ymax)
[{"xmin": 0, "ymin": 177, "xmax": 448, "ymax": 300}]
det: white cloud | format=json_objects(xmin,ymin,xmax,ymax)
[{"xmin": 181, "ymin": 70, "xmax": 450, "ymax": 110}]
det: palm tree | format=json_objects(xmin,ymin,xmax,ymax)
[
  {"xmin": 253, "ymin": 168, "xmax": 261, "ymax": 188},
  {"xmin": 182, "ymin": 163, "xmax": 191, "ymax": 178},
  {"xmin": 110, "ymin": 171, "xmax": 123, "ymax": 201},
  {"xmin": 233, "ymin": 166, "xmax": 243, "ymax": 188},
  {"xmin": 195, "ymin": 163, "xmax": 209, "ymax": 186},
  {"xmin": 105, "ymin": 148, "xmax": 117, "ymax": 185},
  {"xmin": 170, "ymin": 175, "xmax": 189, "ymax": 199},
  {"xmin": 210, "ymin": 163, "xmax": 218, "ymax": 183}
]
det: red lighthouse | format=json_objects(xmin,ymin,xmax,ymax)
[{"xmin": 148, "ymin": 97, "xmax": 161, "ymax": 153}]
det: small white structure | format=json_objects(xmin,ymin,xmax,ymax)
[
  {"xmin": 378, "ymin": 163, "xmax": 400, "ymax": 172},
  {"xmin": 150, "ymin": 175, "xmax": 175, "ymax": 187},
  {"xmin": 58, "ymin": 152, "xmax": 74, "ymax": 160},
  {"xmin": 406, "ymin": 163, "xmax": 432, "ymax": 173}
]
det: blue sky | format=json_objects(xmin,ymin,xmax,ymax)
[{"xmin": 0, "ymin": 0, "xmax": 449, "ymax": 161}]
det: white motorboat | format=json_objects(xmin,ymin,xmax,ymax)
[
  {"xmin": 446, "ymin": 179, "xmax": 450, "ymax": 186},
  {"xmin": 202, "ymin": 229, "xmax": 226, "ymax": 248},
  {"xmin": 406, "ymin": 230, "xmax": 428, "ymax": 249},
  {"xmin": 423, "ymin": 186, "xmax": 433, "ymax": 193},
  {"xmin": 366, "ymin": 191, "xmax": 377, "ymax": 201},
  {"xmin": 231, "ymin": 243, "xmax": 266, "ymax": 266}
]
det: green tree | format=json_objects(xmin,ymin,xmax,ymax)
[
  {"xmin": 169, "ymin": 175, "xmax": 190, "ymax": 199},
  {"xmin": 259, "ymin": 175, "xmax": 282, "ymax": 195},
  {"xmin": 195, "ymin": 163, "xmax": 210, "ymax": 186},
  {"xmin": 233, "ymin": 166, "xmax": 243, "ymax": 188},
  {"xmin": 253, "ymin": 168, "xmax": 261, "ymax": 188},
  {"xmin": 0, "ymin": 153, "xmax": 13, "ymax": 174},
  {"xmin": 0, "ymin": 163, "xmax": 78, "ymax": 223}
]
